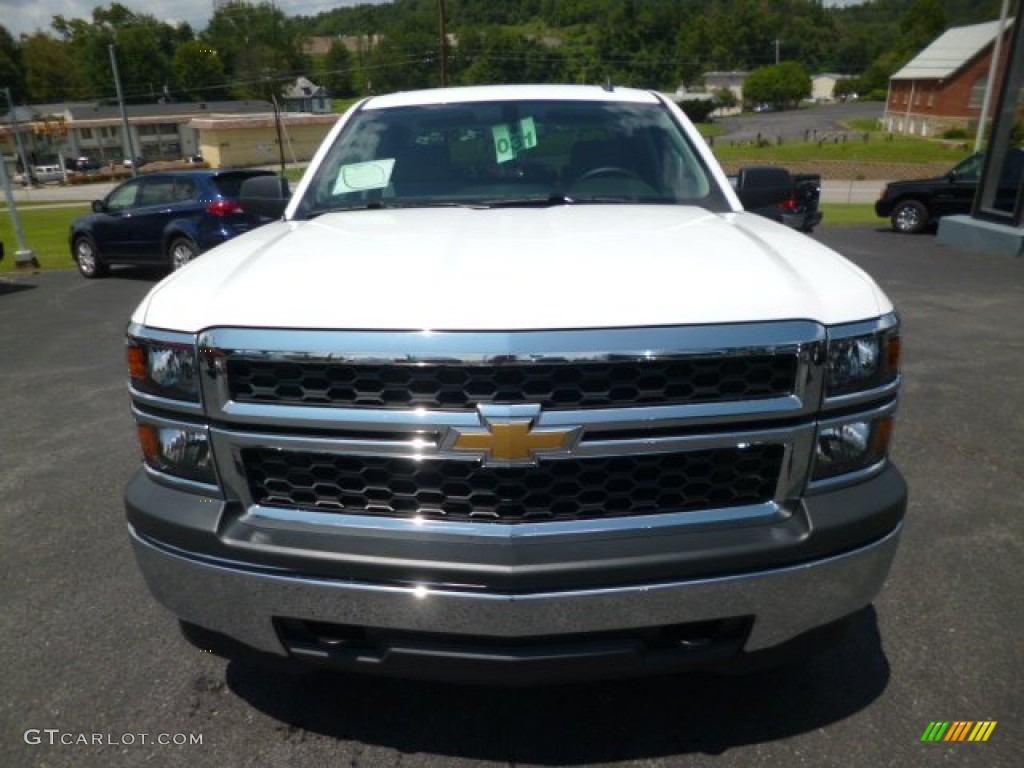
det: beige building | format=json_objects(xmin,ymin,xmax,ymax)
[
  {"xmin": 811, "ymin": 74, "xmax": 846, "ymax": 103},
  {"xmin": 190, "ymin": 113, "xmax": 338, "ymax": 168},
  {"xmin": 3, "ymin": 100, "xmax": 340, "ymax": 172}
]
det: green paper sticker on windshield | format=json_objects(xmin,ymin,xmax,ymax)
[
  {"xmin": 333, "ymin": 158, "xmax": 395, "ymax": 193},
  {"xmin": 519, "ymin": 117, "xmax": 537, "ymax": 149},
  {"xmin": 491, "ymin": 117, "xmax": 538, "ymax": 163}
]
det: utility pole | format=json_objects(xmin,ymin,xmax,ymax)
[
  {"xmin": 774, "ymin": 39, "xmax": 781, "ymax": 66},
  {"xmin": 3, "ymin": 87, "xmax": 33, "ymax": 187},
  {"xmin": 438, "ymin": 0, "xmax": 449, "ymax": 87},
  {"xmin": 974, "ymin": 0, "xmax": 1011, "ymax": 152},
  {"xmin": 0, "ymin": 158, "xmax": 36, "ymax": 269},
  {"xmin": 1, "ymin": 89, "xmax": 38, "ymax": 269},
  {"xmin": 263, "ymin": 70, "xmax": 286, "ymax": 175},
  {"xmin": 271, "ymin": 96, "xmax": 286, "ymax": 176},
  {"xmin": 109, "ymin": 44, "xmax": 138, "ymax": 177}
]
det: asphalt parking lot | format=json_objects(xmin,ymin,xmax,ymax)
[{"xmin": 1, "ymin": 227, "xmax": 1020, "ymax": 767}]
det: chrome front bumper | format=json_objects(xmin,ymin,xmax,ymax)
[{"xmin": 131, "ymin": 521, "xmax": 901, "ymax": 659}]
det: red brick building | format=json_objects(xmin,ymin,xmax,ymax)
[{"xmin": 883, "ymin": 18, "xmax": 1015, "ymax": 137}]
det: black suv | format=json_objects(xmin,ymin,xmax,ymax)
[{"xmin": 875, "ymin": 149, "xmax": 1024, "ymax": 234}]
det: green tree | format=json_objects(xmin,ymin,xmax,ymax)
[
  {"xmin": 779, "ymin": 10, "xmax": 839, "ymax": 74},
  {"xmin": 833, "ymin": 77, "xmax": 860, "ymax": 100},
  {"xmin": 677, "ymin": 16, "xmax": 713, "ymax": 85},
  {"xmin": 677, "ymin": 98, "xmax": 716, "ymax": 123},
  {"xmin": 173, "ymin": 41, "xmax": 228, "ymax": 101},
  {"xmin": 110, "ymin": 23, "xmax": 180, "ymax": 102},
  {"xmin": 0, "ymin": 25, "xmax": 26, "ymax": 102},
  {"xmin": 271, "ymin": 0, "xmax": 1004, "ymax": 103},
  {"xmin": 898, "ymin": 0, "xmax": 948, "ymax": 57},
  {"xmin": 21, "ymin": 33, "xmax": 83, "ymax": 101},
  {"xmin": 859, "ymin": 49, "xmax": 911, "ymax": 98},
  {"xmin": 711, "ymin": 0, "xmax": 773, "ymax": 70},
  {"xmin": 455, "ymin": 26, "xmax": 564, "ymax": 86},
  {"xmin": 713, "ymin": 86, "xmax": 737, "ymax": 111},
  {"xmin": 588, "ymin": 0, "xmax": 678, "ymax": 88},
  {"xmin": 744, "ymin": 61, "xmax": 811, "ymax": 110},
  {"xmin": 356, "ymin": 4, "xmax": 439, "ymax": 94},
  {"xmin": 51, "ymin": 5, "xmax": 188, "ymax": 103},
  {"xmin": 203, "ymin": 2, "xmax": 309, "ymax": 99},
  {"xmin": 322, "ymin": 41, "xmax": 356, "ymax": 98}
]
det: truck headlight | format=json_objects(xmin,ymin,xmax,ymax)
[
  {"xmin": 137, "ymin": 423, "xmax": 215, "ymax": 483},
  {"xmin": 812, "ymin": 414, "xmax": 893, "ymax": 481},
  {"xmin": 826, "ymin": 324, "xmax": 900, "ymax": 397},
  {"xmin": 127, "ymin": 338, "xmax": 199, "ymax": 401}
]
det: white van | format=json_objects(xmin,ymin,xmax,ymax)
[{"xmin": 16, "ymin": 164, "xmax": 65, "ymax": 185}]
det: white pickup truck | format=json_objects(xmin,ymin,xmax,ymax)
[{"xmin": 125, "ymin": 84, "xmax": 905, "ymax": 684}]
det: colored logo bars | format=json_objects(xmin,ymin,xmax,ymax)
[{"xmin": 921, "ymin": 721, "xmax": 997, "ymax": 742}]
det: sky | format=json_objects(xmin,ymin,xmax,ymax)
[{"xmin": 0, "ymin": 0, "xmax": 388, "ymax": 39}]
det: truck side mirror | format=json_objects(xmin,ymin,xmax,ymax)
[
  {"xmin": 240, "ymin": 176, "xmax": 291, "ymax": 219},
  {"xmin": 734, "ymin": 166, "xmax": 794, "ymax": 210}
]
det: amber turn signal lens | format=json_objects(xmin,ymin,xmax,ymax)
[
  {"xmin": 885, "ymin": 335, "xmax": 901, "ymax": 375},
  {"xmin": 128, "ymin": 345, "xmax": 148, "ymax": 381},
  {"xmin": 137, "ymin": 424, "xmax": 161, "ymax": 464},
  {"xmin": 870, "ymin": 416, "xmax": 895, "ymax": 456}
]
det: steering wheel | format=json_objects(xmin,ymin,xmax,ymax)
[{"xmin": 574, "ymin": 166, "xmax": 644, "ymax": 185}]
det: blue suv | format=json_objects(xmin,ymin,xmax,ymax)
[{"xmin": 70, "ymin": 169, "xmax": 277, "ymax": 278}]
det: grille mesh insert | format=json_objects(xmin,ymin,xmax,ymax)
[
  {"xmin": 243, "ymin": 445, "xmax": 784, "ymax": 523},
  {"xmin": 226, "ymin": 356, "xmax": 797, "ymax": 410}
]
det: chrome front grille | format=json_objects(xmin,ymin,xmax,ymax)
[
  {"xmin": 225, "ymin": 355, "xmax": 798, "ymax": 410},
  {"xmin": 242, "ymin": 445, "xmax": 785, "ymax": 523},
  {"xmin": 198, "ymin": 323, "xmax": 825, "ymax": 526}
]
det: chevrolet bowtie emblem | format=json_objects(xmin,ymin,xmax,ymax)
[{"xmin": 445, "ymin": 407, "xmax": 581, "ymax": 466}]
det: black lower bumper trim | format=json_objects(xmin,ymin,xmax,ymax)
[
  {"xmin": 180, "ymin": 611, "xmax": 859, "ymax": 685},
  {"xmin": 277, "ymin": 616, "xmax": 753, "ymax": 685}
]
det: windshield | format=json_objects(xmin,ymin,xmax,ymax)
[
  {"xmin": 950, "ymin": 153, "xmax": 985, "ymax": 181},
  {"xmin": 294, "ymin": 98, "xmax": 728, "ymax": 218}
]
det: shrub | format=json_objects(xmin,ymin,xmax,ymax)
[{"xmin": 676, "ymin": 99, "xmax": 716, "ymax": 124}]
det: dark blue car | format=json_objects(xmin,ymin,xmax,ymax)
[{"xmin": 70, "ymin": 169, "xmax": 277, "ymax": 278}]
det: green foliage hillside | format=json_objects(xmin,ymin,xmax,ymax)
[{"xmin": 0, "ymin": 0, "xmax": 1005, "ymax": 104}]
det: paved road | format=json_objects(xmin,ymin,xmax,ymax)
[
  {"xmin": 716, "ymin": 101, "xmax": 883, "ymax": 143},
  {"xmin": 1, "ymin": 229, "xmax": 1021, "ymax": 767}
]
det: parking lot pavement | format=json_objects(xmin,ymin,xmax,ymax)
[
  {"xmin": 716, "ymin": 101, "xmax": 882, "ymax": 143},
  {"xmin": 1, "ymin": 230, "xmax": 1020, "ymax": 767}
]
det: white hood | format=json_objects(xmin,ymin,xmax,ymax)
[{"xmin": 133, "ymin": 206, "xmax": 890, "ymax": 333}]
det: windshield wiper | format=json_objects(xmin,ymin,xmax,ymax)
[
  {"xmin": 306, "ymin": 195, "xmax": 582, "ymax": 218},
  {"xmin": 487, "ymin": 194, "xmax": 648, "ymax": 207},
  {"xmin": 479, "ymin": 193, "xmax": 576, "ymax": 208},
  {"xmin": 307, "ymin": 200, "xmax": 476, "ymax": 218},
  {"xmin": 567, "ymin": 196, "xmax": 643, "ymax": 204}
]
